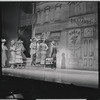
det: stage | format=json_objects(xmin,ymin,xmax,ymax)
[{"xmin": 2, "ymin": 66, "xmax": 98, "ymax": 89}]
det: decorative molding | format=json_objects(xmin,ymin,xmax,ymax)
[
  {"xmin": 45, "ymin": 5, "xmax": 50, "ymax": 10},
  {"xmin": 55, "ymin": 3, "xmax": 62, "ymax": 7},
  {"xmin": 35, "ymin": 14, "xmax": 96, "ymax": 33},
  {"xmin": 67, "ymin": 29, "xmax": 81, "ymax": 58},
  {"xmin": 83, "ymin": 27, "xmax": 94, "ymax": 37}
]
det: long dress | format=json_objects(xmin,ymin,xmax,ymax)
[
  {"xmin": 2, "ymin": 45, "xmax": 8, "ymax": 67},
  {"xmin": 9, "ymin": 45, "xmax": 16, "ymax": 65},
  {"xmin": 15, "ymin": 46, "xmax": 23, "ymax": 64}
]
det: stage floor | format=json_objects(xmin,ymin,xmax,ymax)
[{"xmin": 2, "ymin": 66, "xmax": 98, "ymax": 89}]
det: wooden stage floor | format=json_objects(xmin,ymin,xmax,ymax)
[{"xmin": 2, "ymin": 66, "xmax": 98, "ymax": 89}]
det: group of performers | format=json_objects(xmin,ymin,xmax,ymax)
[
  {"xmin": 30, "ymin": 38, "xmax": 49, "ymax": 65},
  {"xmin": 29, "ymin": 38, "xmax": 57, "ymax": 69},
  {"xmin": 2, "ymin": 37, "xmax": 57, "ymax": 69},
  {"xmin": 2, "ymin": 39, "xmax": 26, "ymax": 68}
]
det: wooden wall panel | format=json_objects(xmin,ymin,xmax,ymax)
[{"xmin": 66, "ymin": 26, "xmax": 98, "ymax": 71}]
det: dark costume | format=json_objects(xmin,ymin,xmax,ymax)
[{"xmin": 51, "ymin": 47, "xmax": 57, "ymax": 69}]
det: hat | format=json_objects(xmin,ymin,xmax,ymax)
[
  {"xmin": 51, "ymin": 41, "xmax": 56, "ymax": 46},
  {"xmin": 30, "ymin": 38, "xmax": 36, "ymax": 42},
  {"xmin": 17, "ymin": 40, "xmax": 23, "ymax": 44},
  {"xmin": 51, "ymin": 41, "xmax": 55, "ymax": 44},
  {"xmin": 36, "ymin": 38, "xmax": 40, "ymax": 42},
  {"xmin": 11, "ymin": 40, "xmax": 15, "ymax": 43},
  {"xmin": 2, "ymin": 39, "xmax": 6, "ymax": 42}
]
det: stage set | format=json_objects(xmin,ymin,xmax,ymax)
[{"xmin": 1, "ymin": 1, "xmax": 99, "ymax": 99}]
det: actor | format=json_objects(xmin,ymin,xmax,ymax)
[
  {"xmin": 40, "ymin": 40, "xmax": 48, "ymax": 65},
  {"xmin": 15, "ymin": 40, "xmax": 24, "ymax": 68},
  {"xmin": 50, "ymin": 41, "xmax": 57, "ymax": 69},
  {"xmin": 2, "ymin": 39, "xmax": 8, "ymax": 68},
  {"xmin": 9, "ymin": 40, "xmax": 16, "ymax": 68},
  {"xmin": 30, "ymin": 38, "xmax": 37, "ymax": 66}
]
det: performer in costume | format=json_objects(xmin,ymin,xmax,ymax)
[
  {"xmin": 40, "ymin": 40, "xmax": 48, "ymax": 65},
  {"xmin": 9, "ymin": 40, "xmax": 16, "ymax": 68},
  {"xmin": 30, "ymin": 38, "xmax": 37, "ymax": 66},
  {"xmin": 2, "ymin": 39, "xmax": 8, "ymax": 68},
  {"xmin": 20, "ymin": 41, "xmax": 26, "ymax": 60},
  {"xmin": 15, "ymin": 40, "xmax": 24, "ymax": 68},
  {"xmin": 36, "ymin": 39, "xmax": 41, "ymax": 64},
  {"xmin": 50, "ymin": 41, "xmax": 57, "ymax": 69},
  {"xmin": 20, "ymin": 40, "xmax": 26, "ymax": 68}
]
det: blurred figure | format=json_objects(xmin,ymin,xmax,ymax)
[
  {"xmin": 61, "ymin": 53, "xmax": 66, "ymax": 69},
  {"xmin": 19, "ymin": 40, "xmax": 26, "ymax": 68},
  {"xmin": 36, "ymin": 39, "xmax": 41, "ymax": 64},
  {"xmin": 49, "ymin": 41, "xmax": 55, "ymax": 57},
  {"xmin": 15, "ymin": 40, "xmax": 25, "ymax": 68},
  {"xmin": 50, "ymin": 41, "xmax": 57, "ymax": 69},
  {"xmin": 2, "ymin": 39, "xmax": 8, "ymax": 68},
  {"xmin": 30, "ymin": 38, "xmax": 37, "ymax": 66},
  {"xmin": 40, "ymin": 40, "xmax": 48, "ymax": 65},
  {"xmin": 9, "ymin": 40, "xmax": 16, "ymax": 68}
]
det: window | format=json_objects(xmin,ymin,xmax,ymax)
[
  {"xmin": 84, "ymin": 39, "xmax": 88, "ymax": 57},
  {"xmin": 55, "ymin": 3, "xmax": 61, "ymax": 21},
  {"xmin": 37, "ymin": 9, "xmax": 41, "ymax": 24},
  {"xmin": 69, "ymin": 2, "xmax": 75, "ymax": 17},
  {"xmin": 50, "ymin": 8, "xmax": 54, "ymax": 22},
  {"xmin": 75, "ymin": 2, "xmax": 86, "ymax": 15},
  {"xmin": 40, "ymin": 11, "xmax": 44, "ymax": 24},
  {"xmin": 44, "ymin": 6, "xmax": 50, "ymax": 22},
  {"xmin": 86, "ymin": 2, "xmax": 97, "ymax": 13},
  {"xmin": 89, "ymin": 39, "xmax": 93, "ymax": 56},
  {"xmin": 45, "ymin": 9, "xmax": 49, "ymax": 22}
]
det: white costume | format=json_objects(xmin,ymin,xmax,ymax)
[
  {"xmin": 30, "ymin": 39, "xmax": 37, "ymax": 65},
  {"xmin": 9, "ymin": 40, "xmax": 16, "ymax": 68},
  {"xmin": 2, "ymin": 39, "xmax": 8, "ymax": 67},
  {"xmin": 15, "ymin": 40, "xmax": 24, "ymax": 64},
  {"xmin": 30, "ymin": 42, "xmax": 37, "ymax": 55},
  {"xmin": 9, "ymin": 45, "xmax": 16, "ymax": 64},
  {"xmin": 15, "ymin": 46, "xmax": 23, "ymax": 64},
  {"xmin": 40, "ymin": 41, "xmax": 48, "ymax": 64},
  {"xmin": 36, "ymin": 42, "xmax": 41, "ymax": 64}
]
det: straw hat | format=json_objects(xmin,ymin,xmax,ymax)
[
  {"xmin": 30, "ymin": 38, "xmax": 36, "ymax": 42},
  {"xmin": 51, "ymin": 41, "xmax": 55, "ymax": 45},
  {"xmin": 2, "ymin": 39, "xmax": 6, "ymax": 43}
]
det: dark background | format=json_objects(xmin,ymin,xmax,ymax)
[
  {"xmin": 1, "ymin": 2, "xmax": 20, "ymax": 66},
  {"xmin": 2, "ymin": 2, "xmax": 20, "ymax": 43},
  {"xmin": 1, "ymin": 2, "xmax": 33, "ymax": 64}
]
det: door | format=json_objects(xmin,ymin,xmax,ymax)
[
  {"xmin": 82, "ymin": 27, "xmax": 95, "ymax": 68},
  {"xmin": 82, "ymin": 37, "xmax": 94, "ymax": 67}
]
